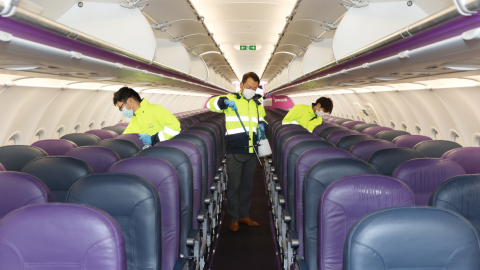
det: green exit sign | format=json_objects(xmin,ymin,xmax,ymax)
[
  {"xmin": 239, "ymin": 45, "xmax": 256, "ymax": 50},
  {"xmin": 249, "ymin": 45, "xmax": 256, "ymax": 50},
  {"xmin": 240, "ymin": 45, "xmax": 247, "ymax": 50}
]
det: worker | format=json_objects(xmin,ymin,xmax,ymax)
[
  {"xmin": 207, "ymin": 72, "xmax": 267, "ymax": 232},
  {"xmin": 282, "ymin": 97, "xmax": 333, "ymax": 132},
  {"xmin": 113, "ymin": 86, "xmax": 181, "ymax": 146}
]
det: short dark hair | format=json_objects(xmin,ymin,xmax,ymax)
[
  {"xmin": 314, "ymin": 97, "xmax": 333, "ymax": 114},
  {"xmin": 241, "ymin": 72, "xmax": 260, "ymax": 84},
  {"xmin": 113, "ymin": 87, "xmax": 141, "ymax": 105}
]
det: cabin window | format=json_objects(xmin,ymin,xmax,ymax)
[
  {"xmin": 101, "ymin": 121, "xmax": 106, "ymax": 128},
  {"xmin": 361, "ymin": 118, "xmax": 365, "ymax": 122},
  {"xmin": 402, "ymin": 123, "xmax": 408, "ymax": 132},
  {"xmin": 373, "ymin": 120, "xmax": 378, "ymax": 125},
  {"xmin": 54, "ymin": 126, "xmax": 64, "ymax": 139},
  {"xmin": 390, "ymin": 121, "xmax": 395, "ymax": 130},
  {"xmin": 5, "ymin": 132, "xmax": 20, "ymax": 146},
  {"xmin": 351, "ymin": 115, "xmax": 354, "ymax": 119},
  {"xmin": 431, "ymin": 127, "xmax": 441, "ymax": 140},
  {"xmin": 415, "ymin": 124, "xmax": 423, "ymax": 135},
  {"xmin": 87, "ymin": 122, "xmax": 94, "ymax": 131},
  {"xmin": 473, "ymin": 133, "xmax": 480, "ymax": 147},
  {"xmin": 73, "ymin": 124, "xmax": 81, "ymax": 133},
  {"xmin": 31, "ymin": 129, "xmax": 45, "ymax": 144},
  {"xmin": 357, "ymin": 116, "xmax": 361, "ymax": 121},
  {"xmin": 450, "ymin": 130, "xmax": 463, "ymax": 146},
  {"xmin": 5, "ymin": 138, "xmax": 15, "ymax": 145}
]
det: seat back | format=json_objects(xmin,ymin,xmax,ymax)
[
  {"xmin": 375, "ymin": 130, "xmax": 410, "ymax": 141},
  {"xmin": 194, "ymin": 123, "xmax": 221, "ymax": 167},
  {"xmin": 393, "ymin": 158, "xmax": 465, "ymax": 205},
  {"xmin": 341, "ymin": 121, "xmax": 364, "ymax": 129},
  {"xmin": 136, "ymin": 146, "xmax": 193, "ymax": 256},
  {"xmin": 274, "ymin": 125, "xmax": 307, "ymax": 165},
  {"xmin": 326, "ymin": 129, "xmax": 360, "ymax": 145},
  {"xmin": 368, "ymin": 148, "xmax": 424, "ymax": 176},
  {"xmin": 414, "ymin": 140, "xmax": 462, "ymax": 158},
  {"xmin": 65, "ymin": 146, "xmax": 120, "ymax": 173},
  {"xmin": 350, "ymin": 139, "xmax": 397, "ymax": 161},
  {"xmin": 344, "ymin": 207, "xmax": 480, "ymax": 270},
  {"xmin": 333, "ymin": 118, "xmax": 351, "ymax": 125},
  {"xmin": 116, "ymin": 134, "xmax": 144, "ymax": 149},
  {"xmin": 182, "ymin": 130, "xmax": 213, "ymax": 187},
  {"xmin": 85, "ymin": 129, "xmax": 118, "ymax": 140},
  {"xmin": 303, "ymin": 159, "xmax": 377, "ymax": 269},
  {"xmin": 0, "ymin": 163, "xmax": 4, "ymax": 171},
  {"xmin": 361, "ymin": 126, "xmax": 392, "ymax": 137},
  {"xmin": 352, "ymin": 123, "xmax": 378, "ymax": 132},
  {"xmin": 277, "ymin": 130, "xmax": 311, "ymax": 182},
  {"xmin": 32, "ymin": 139, "xmax": 78, "ymax": 156},
  {"xmin": 22, "ymin": 156, "xmax": 92, "ymax": 202},
  {"xmin": 430, "ymin": 174, "xmax": 480, "ymax": 233},
  {"xmin": 102, "ymin": 126, "xmax": 126, "ymax": 135},
  {"xmin": 0, "ymin": 204, "xmax": 127, "ymax": 270},
  {"xmin": 319, "ymin": 175, "xmax": 414, "ymax": 270},
  {"xmin": 0, "ymin": 145, "xmax": 48, "ymax": 171},
  {"xmin": 61, "ymin": 133, "xmax": 101, "ymax": 147},
  {"xmin": 67, "ymin": 174, "xmax": 161, "ymax": 270},
  {"xmin": 312, "ymin": 123, "xmax": 340, "ymax": 136},
  {"xmin": 442, "ymin": 147, "xmax": 480, "ymax": 174},
  {"xmin": 392, "ymin": 134, "xmax": 432, "ymax": 148},
  {"xmin": 336, "ymin": 134, "xmax": 373, "ymax": 150},
  {"xmin": 109, "ymin": 158, "xmax": 180, "ymax": 270},
  {"xmin": 115, "ymin": 122, "xmax": 129, "ymax": 127},
  {"xmin": 155, "ymin": 140, "xmax": 202, "ymax": 229},
  {"xmin": 0, "ymin": 171, "xmax": 51, "ymax": 219},
  {"xmin": 96, "ymin": 139, "xmax": 140, "ymax": 159},
  {"xmin": 188, "ymin": 126, "xmax": 218, "ymax": 169},
  {"xmin": 318, "ymin": 126, "xmax": 349, "ymax": 139}
]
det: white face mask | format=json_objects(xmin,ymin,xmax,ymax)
[
  {"xmin": 242, "ymin": 89, "xmax": 256, "ymax": 100},
  {"xmin": 315, "ymin": 109, "xmax": 325, "ymax": 117}
]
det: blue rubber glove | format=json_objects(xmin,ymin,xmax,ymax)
[
  {"xmin": 224, "ymin": 99, "xmax": 238, "ymax": 111},
  {"xmin": 139, "ymin": 133, "xmax": 152, "ymax": 145},
  {"xmin": 258, "ymin": 122, "xmax": 265, "ymax": 132}
]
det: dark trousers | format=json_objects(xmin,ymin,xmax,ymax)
[{"xmin": 226, "ymin": 153, "xmax": 257, "ymax": 221}]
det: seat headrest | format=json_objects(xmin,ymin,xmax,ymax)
[
  {"xmin": 31, "ymin": 139, "xmax": 78, "ymax": 156},
  {"xmin": 344, "ymin": 207, "xmax": 480, "ymax": 270},
  {"xmin": 326, "ymin": 129, "xmax": 360, "ymax": 145},
  {"xmin": 362, "ymin": 126, "xmax": 392, "ymax": 137},
  {"xmin": 85, "ymin": 129, "xmax": 118, "ymax": 140},
  {"xmin": 392, "ymin": 134, "xmax": 432, "ymax": 148},
  {"xmin": 61, "ymin": 133, "xmax": 101, "ymax": 147},
  {"xmin": 352, "ymin": 123, "xmax": 378, "ymax": 132},
  {"xmin": 115, "ymin": 122, "xmax": 129, "ymax": 127},
  {"xmin": 333, "ymin": 118, "xmax": 351, "ymax": 125},
  {"xmin": 96, "ymin": 139, "xmax": 140, "ymax": 159},
  {"xmin": 368, "ymin": 148, "xmax": 424, "ymax": 175},
  {"xmin": 22, "ymin": 156, "xmax": 92, "ymax": 202},
  {"xmin": 0, "ymin": 203, "xmax": 126, "ymax": 270},
  {"xmin": 0, "ymin": 171, "xmax": 52, "ymax": 219},
  {"xmin": 0, "ymin": 145, "xmax": 48, "ymax": 171},
  {"xmin": 414, "ymin": 140, "xmax": 462, "ymax": 158},
  {"xmin": 102, "ymin": 126, "xmax": 126, "ymax": 135},
  {"xmin": 65, "ymin": 146, "xmax": 120, "ymax": 173},
  {"xmin": 312, "ymin": 123, "xmax": 340, "ymax": 136},
  {"xmin": 116, "ymin": 134, "xmax": 145, "ymax": 149},
  {"xmin": 337, "ymin": 134, "xmax": 373, "ymax": 151},
  {"xmin": 67, "ymin": 173, "xmax": 161, "ymax": 270},
  {"xmin": 341, "ymin": 121, "xmax": 365, "ymax": 129},
  {"xmin": 442, "ymin": 147, "xmax": 480, "ymax": 174},
  {"xmin": 319, "ymin": 126, "xmax": 349, "ymax": 139},
  {"xmin": 350, "ymin": 139, "xmax": 397, "ymax": 161},
  {"xmin": 375, "ymin": 130, "xmax": 411, "ymax": 141}
]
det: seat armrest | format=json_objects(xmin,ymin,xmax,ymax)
[
  {"xmin": 271, "ymin": 166, "xmax": 276, "ymax": 173},
  {"xmin": 282, "ymin": 209, "xmax": 291, "ymax": 223},
  {"xmin": 295, "ymin": 259, "xmax": 308, "ymax": 270},
  {"xmin": 187, "ymin": 229, "xmax": 200, "ymax": 247},
  {"xmin": 214, "ymin": 174, "xmax": 220, "ymax": 182},
  {"xmin": 275, "ymin": 183, "xmax": 281, "ymax": 192},
  {"xmin": 204, "ymin": 194, "xmax": 214, "ymax": 205},
  {"xmin": 278, "ymin": 194, "xmax": 286, "ymax": 206},
  {"xmin": 272, "ymin": 174, "xmax": 278, "ymax": 182},
  {"xmin": 287, "ymin": 230, "xmax": 299, "ymax": 248},
  {"xmin": 197, "ymin": 208, "xmax": 208, "ymax": 222},
  {"xmin": 218, "ymin": 166, "xmax": 223, "ymax": 173},
  {"xmin": 222, "ymin": 158, "xmax": 226, "ymax": 165},
  {"xmin": 268, "ymin": 159, "xmax": 272, "ymax": 164},
  {"xmin": 210, "ymin": 183, "xmax": 217, "ymax": 193}
]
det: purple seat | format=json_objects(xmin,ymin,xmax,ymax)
[
  {"xmin": 368, "ymin": 148, "xmax": 425, "ymax": 176},
  {"xmin": 375, "ymin": 130, "xmax": 411, "ymax": 142},
  {"xmin": 318, "ymin": 175, "xmax": 415, "ymax": 270},
  {"xmin": 0, "ymin": 163, "xmax": 5, "ymax": 171},
  {"xmin": 326, "ymin": 129, "xmax": 360, "ymax": 145},
  {"xmin": 115, "ymin": 122, "xmax": 129, "ymax": 127},
  {"xmin": 341, "ymin": 121, "xmax": 364, "ymax": 129},
  {"xmin": 32, "ymin": 139, "xmax": 78, "ymax": 156},
  {"xmin": 274, "ymin": 126, "xmax": 307, "ymax": 167},
  {"xmin": 117, "ymin": 134, "xmax": 144, "ymax": 149},
  {"xmin": 325, "ymin": 117, "xmax": 340, "ymax": 123},
  {"xmin": 318, "ymin": 126, "xmax": 349, "ymax": 140},
  {"xmin": 281, "ymin": 135, "xmax": 321, "ymax": 198},
  {"xmin": 0, "ymin": 171, "xmax": 52, "ymax": 219},
  {"xmin": 350, "ymin": 139, "xmax": 397, "ymax": 161},
  {"xmin": 312, "ymin": 123, "xmax": 340, "ymax": 136},
  {"xmin": 182, "ymin": 130, "xmax": 213, "ymax": 187},
  {"xmin": 392, "ymin": 134, "xmax": 432, "ymax": 148},
  {"xmin": 155, "ymin": 140, "xmax": 202, "ymax": 230},
  {"xmin": 0, "ymin": 204, "xmax": 127, "ymax": 270},
  {"xmin": 102, "ymin": 126, "xmax": 126, "ymax": 135},
  {"xmin": 352, "ymin": 123, "xmax": 378, "ymax": 132},
  {"xmin": 442, "ymin": 147, "xmax": 480, "ymax": 174},
  {"xmin": 294, "ymin": 148, "xmax": 354, "ymax": 257},
  {"xmin": 65, "ymin": 146, "xmax": 120, "ymax": 173},
  {"xmin": 333, "ymin": 118, "xmax": 351, "ymax": 125},
  {"xmin": 392, "ymin": 158, "xmax": 465, "ymax": 205},
  {"xmin": 0, "ymin": 145, "xmax": 48, "ymax": 172},
  {"xmin": 362, "ymin": 126, "xmax": 392, "ymax": 137},
  {"xmin": 195, "ymin": 123, "xmax": 222, "ymax": 167},
  {"xmin": 109, "ymin": 158, "xmax": 180, "ymax": 270},
  {"xmin": 85, "ymin": 129, "xmax": 118, "ymax": 140},
  {"xmin": 336, "ymin": 134, "xmax": 373, "ymax": 151}
]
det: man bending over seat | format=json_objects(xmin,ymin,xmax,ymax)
[
  {"xmin": 113, "ymin": 87, "xmax": 181, "ymax": 146},
  {"xmin": 282, "ymin": 97, "xmax": 333, "ymax": 132}
]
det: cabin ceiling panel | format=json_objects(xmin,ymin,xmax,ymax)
[
  {"xmin": 142, "ymin": 0, "xmax": 197, "ymax": 22},
  {"xmin": 181, "ymin": 35, "xmax": 217, "ymax": 48},
  {"xmin": 191, "ymin": 45, "xmax": 221, "ymax": 55},
  {"xmin": 164, "ymin": 20, "xmax": 208, "ymax": 38}
]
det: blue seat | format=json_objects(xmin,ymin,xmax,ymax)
[
  {"xmin": 0, "ymin": 145, "xmax": 47, "ymax": 172},
  {"xmin": 368, "ymin": 148, "xmax": 424, "ymax": 176}
]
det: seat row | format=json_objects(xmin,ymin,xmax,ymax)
[
  {"xmin": 263, "ymin": 108, "xmax": 480, "ymax": 270},
  {"xmin": 0, "ymin": 110, "xmax": 227, "ymax": 270}
]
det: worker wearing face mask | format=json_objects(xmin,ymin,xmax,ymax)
[
  {"xmin": 282, "ymin": 97, "xmax": 333, "ymax": 132},
  {"xmin": 207, "ymin": 72, "xmax": 267, "ymax": 232},
  {"xmin": 113, "ymin": 87, "xmax": 181, "ymax": 146}
]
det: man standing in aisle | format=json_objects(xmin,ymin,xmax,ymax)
[
  {"xmin": 282, "ymin": 97, "xmax": 333, "ymax": 132},
  {"xmin": 207, "ymin": 72, "xmax": 267, "ymax": 232},
  {"xmin": 113, "ymin": 86, "xmax": 181, "ymax": 146}
]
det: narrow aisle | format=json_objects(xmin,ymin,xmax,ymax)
[{"xmin": 209, "ymin": 160, "xmax": 281, "ymax": 270}]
